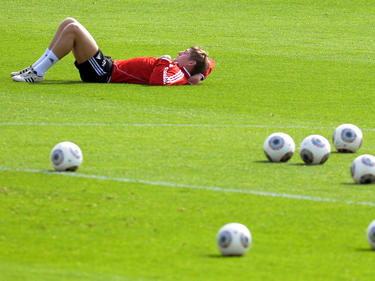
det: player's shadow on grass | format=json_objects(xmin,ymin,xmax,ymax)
[
  {"xmin": 38, "ymin": 80, "xmax": 83, "ymax": 84},
  {"xmin": 38, "ymin": 81, "xmax": 153, "ymax": 86}
]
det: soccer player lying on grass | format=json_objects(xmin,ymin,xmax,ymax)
[{"xmin": 11, "ymin": 18, "xmax": 215, "ymax": 85}]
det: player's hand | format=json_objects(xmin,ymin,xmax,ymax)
[
  {"xmin": 188, "ymin": 74, "xmax": 202, "ymax": 85},
  {"xmin": 158, "ymin": 55, "xmax": 171, "ymax": 61}
]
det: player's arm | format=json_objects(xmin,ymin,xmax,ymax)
[
  {"xmin": 201, "ymin": 59, "xmax": 215, "ymax": 80},
  {"xmin": 149, "ymin": 57, "xmax": 187, "ymax": 86},
  {"xmin": 187, "ymin": 74, "xmax": 202, "ymax": 85},
  {"xmin": 158, "ymin": 55, "xmax": 171, "ymax": 61},
  {"xmin": 187, "ymin": 59, "xmax": 216, "ymax": 85}
]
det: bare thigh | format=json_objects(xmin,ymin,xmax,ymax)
[
  {"xmin": 50, "ymin": 18, "xmax": 100, "ymax": 64},
  {"xmin": 70, "ymin": 22, "xmax": 99, "ymax": 64}
]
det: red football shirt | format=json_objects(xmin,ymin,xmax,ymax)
[{"xmin": 109, "ymin": 57, "xmax": 215, "ymax": 86}]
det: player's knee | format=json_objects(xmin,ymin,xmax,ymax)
[
  {"xmin": 63, "ymin": 22, "xmax": 81, "ymax": 34},
  {"xmin": 62, "ymin": 17, "xmax": 77, "ymax": 25}
]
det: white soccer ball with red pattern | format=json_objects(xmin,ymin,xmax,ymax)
[
  {"xmin": 333, "ymin": 124, "xmax": 363, "ymax": 153},
  {"xmin": 367, "ymin": 220, "xmax": 375, "ymax": 249},
  {"xmin": 50, "ymin": 141, "xmax": 83, "ymax": 171},
  {"xmin": 217, "ymin": 223, "xmax": 252, "ymax": 256},
  {"xmin": 351, "ymin": 154, "xmax": 375, "ymax": 184},
  {"xmin": 299, "ymin": 135, "xmax": 331, "ymax": 165},
  {"xmin": 263, "ymin": 132, "xmax": 295, "ymax": 162}
]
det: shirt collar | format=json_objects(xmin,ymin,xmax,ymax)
[{"xmin": 181, "ymin": 66, "xmax": 192, "ymax": 78}]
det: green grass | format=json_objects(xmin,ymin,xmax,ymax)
[{"xmin": 1, "ymin": 0, "xmax": 375, "ymax": 280}]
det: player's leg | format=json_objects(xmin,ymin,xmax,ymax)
[
  {"xmin": 48, "ymin": 17, "xmax": 78, "ymax": 51},
  {"xmin": 31, "ymin": 20, "xmax": 98, "ymax": 76},
  {"xmin": 13, "ymin": 19, "xmax": 99, "ymax": 83},
  {"xmin": 10, "ymin": 18, "xmax": 76, "ymax": 77},
  {"xmin": 51, "ymin": 20, "xmax": 99, "ymax": 64}
]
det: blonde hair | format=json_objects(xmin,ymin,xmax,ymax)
[{"xmin": 189, "ymin": 46, "xmax": 210, "ymax": 75}]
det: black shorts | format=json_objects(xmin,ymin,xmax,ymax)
[{"xmin": 74, "ymin": 50, "xmax": 113, "ymax": 83}]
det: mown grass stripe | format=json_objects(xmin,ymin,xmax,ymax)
[{"xmin": 0, "ymin": 122, "xmax": 374, "ymax": 131}]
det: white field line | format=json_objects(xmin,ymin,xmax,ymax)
[
  {"xmin": 1, "ymin": 166, "xmax": 374, "ymax": 207},
  {"xmin": 0, "ymin": 262, "xmax": 147, "ymax": 281},
  {"xmin": 0, "ymin": 122, "xmax": 375, "ymax": 131}
]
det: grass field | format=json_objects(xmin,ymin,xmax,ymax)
[{"xmin": 1, "ymin": 0, "xmax": 375, "ymax": 280}]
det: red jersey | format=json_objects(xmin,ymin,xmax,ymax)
[{"xmin": 109, "ymin": 57, "xmax": 215, "ymax": 86}]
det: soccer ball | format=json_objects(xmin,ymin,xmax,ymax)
[
  {"xmin": 263, "ymin": 132, "xmax": 295, "ymax": 162},
  {"xmin": 333, "ymin": 124, "xmax": 363, "ymax": 153},
  {"xmin": 367, "ymin": 220, "xmax": 375, "ymax": 249},
  {"xmin": 299, "ymin": 135, "xmax": 331, "ymax": 165},
  {"xmin": 217, "ymin": 223, "xmax": 252, "ymax": 256},
  {"xmin": 50, "ymin": 141, "xmax": 83, "ymax": 171},
  {"xmin": 350, "ymin": 154, "xmax": 375, "ymax": 184}
]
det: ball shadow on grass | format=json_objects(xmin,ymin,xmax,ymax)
[
  {"xmin": 253, "ymin": 160, "xmax": 273, "ymax": 164},
  {"xmin": 44, "ymin": 169, "xmax": 77, "ymax": 173},
  {"xmin": 206, "ymin": 254, "xmax": 244, "ymax": 258},
  {"xmin": 340, "ymin": 182, "xmax": 358, "ymax": 186},
  {"xmin": 355, "ymin": 248, "xmax": 374, "ymax": 252},
  {"xmin": 288, "ymin": 162, "xmax": 310, "ymax": 166},
  {"xmin": 253, "ymin": 160, "xmax": 305, "ymax": 165}
]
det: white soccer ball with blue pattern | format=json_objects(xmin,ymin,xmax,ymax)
[
  {"xmin": 351, "ymin": 154, "xmax": 375, "ymax": 184},
  {"xmin": 217, "ymin": 223, "xmax": 252, "ymax": 256},
  {"xmin": 263, "ymin": 132, "xmax": 295, "ymax": 162},
  {"xmin": 299, "ymin": 135, "xmax": 331, "ymax": 165},
  {"xmin": 367, "ymin": 220, "xmax": 375, "ymax": 249},
  {"xmin": 50, "ymin": 141, "xmax": 83, "ymax": 171},
  {"xmin": 333, "ymin": 124, "xmax": 363, "ymax": 153}
]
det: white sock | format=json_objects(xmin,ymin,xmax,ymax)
[
  {"xmin": 33, "ymin": 51, "xmax": 59, "ymax": 76},
  {"xmin": 32, "ymin": 48, "xmax": 50, "ymax": 68}
]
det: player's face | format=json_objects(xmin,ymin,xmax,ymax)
[{"xmin": 173, "ymin": 49, "xmax": 196, "ymax": 68}]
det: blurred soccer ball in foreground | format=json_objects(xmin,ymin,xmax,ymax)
[
  {"xmin": 50, "ymin": 141, "xmax": 83, "ymax": 171},
  {"xmin": 367, "ymin": 220, "xmax": 375, "ymax": 250},
  {"xmin": 333, "ymin": 124, "xmax": 363, "ymax": 153},
  {"xmin": 299, "ymin": 135, "xmax": 331, "ymax": 165},
  {"xmin": 350, "ymin": 154, "xmax": 375, "ymax": 184},
  {"xmin": 263, "ymin": 132, "xmax": 295, "ymax": 162},
  {"xmin": 217, "ymin": 223, "xmax": 252, "ymax": 256}
]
